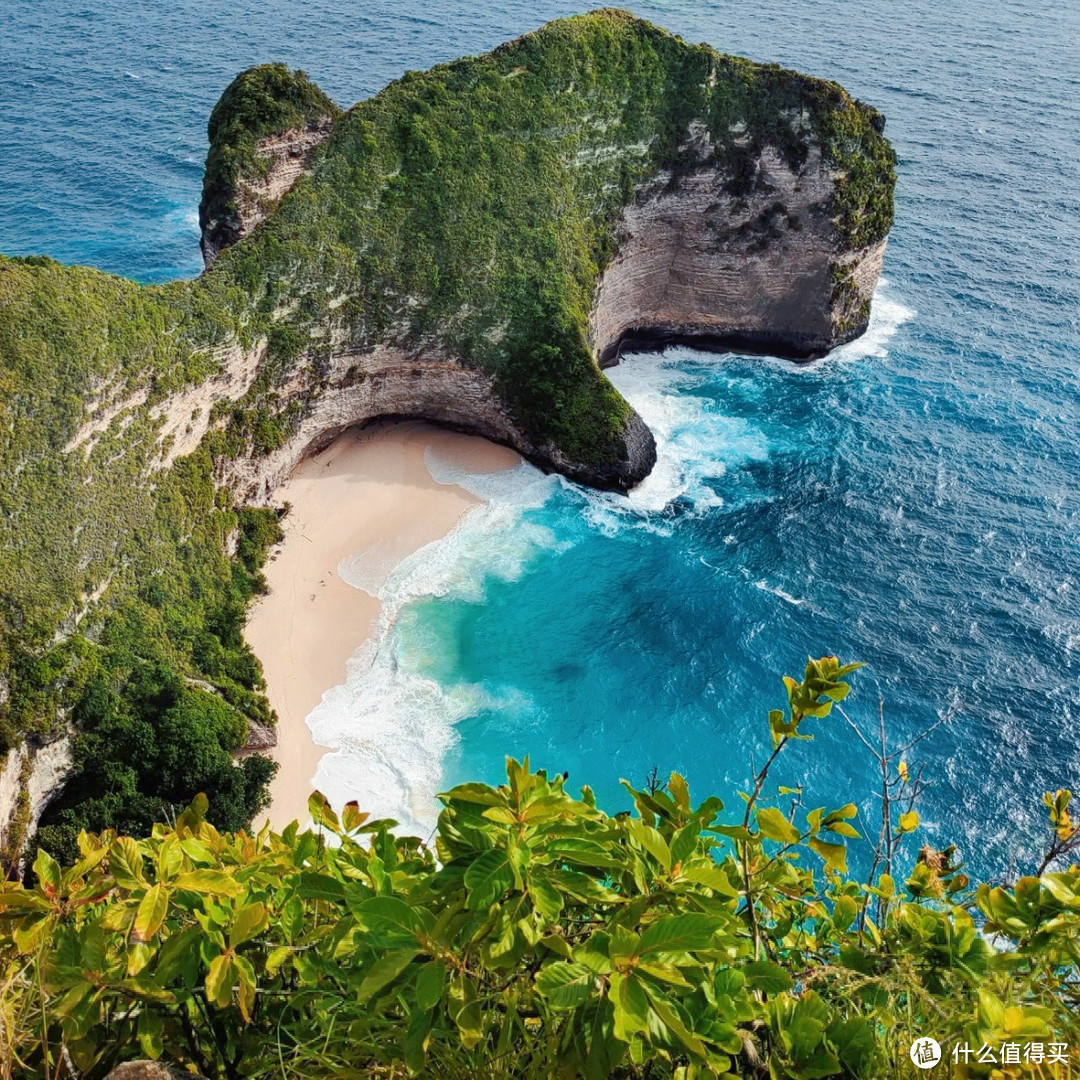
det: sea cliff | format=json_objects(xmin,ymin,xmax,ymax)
[{"xmin": 0, "ymin": 9, "xmax": 895, "ymax": 857}]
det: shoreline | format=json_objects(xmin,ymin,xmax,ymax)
[{"xmin": 244, "ymin": 420, "xmax": 519, "ymax": 830}]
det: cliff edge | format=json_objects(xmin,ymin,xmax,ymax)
[{"xmin": 0, "ymin": 9, "xmax": 895, "ymax": 856}]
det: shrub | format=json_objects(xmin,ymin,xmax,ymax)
[{"xmin": 1, "ymin": 660, "xmax": 1076, "ymax": 1079}]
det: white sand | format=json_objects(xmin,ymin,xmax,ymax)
[{"xmin": 244, "ymin": 420, "xmax": 519, "ymax": 830}]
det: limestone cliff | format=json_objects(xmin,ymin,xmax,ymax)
[
  {"xmin": 0, "ymin": 9, "xmax": 895, "ymax": 853},
  {"xmin": 198, "ymin": 65, "xmax": 341, "ymax": 267},
  {"xmin": 186, "ymin": 11, "xmax": 893, "ymax": 497}
]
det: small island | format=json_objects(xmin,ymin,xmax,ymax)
[{"xmin": 0, "ymin": 9, "xmax": 894, "ymax": 861}]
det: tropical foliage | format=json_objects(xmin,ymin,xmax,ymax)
[{"xmin": 1, "ymin": 659, "xmax": 1076, "ymax": 1079}]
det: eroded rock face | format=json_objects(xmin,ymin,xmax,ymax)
[
  {"xmin": 197, "ymin": 95, "xmax": 887, "ymax": 499},
  {"xmin": 592, "ymin": 141, "xmax": 885, "ymax": 364},
  {"xmin": 200, "ymin": 120, "xmax": 336, "ymax": 268},
  {"xmin": 222, "ymin": 347, "xmax": 657, "ymax": 501},
  {"xmin": 104, "ymin": 1061, "xmax": 202, "ymax": 1080},
  {"xmin": 0, "ymin": 735, "xmax": 75, "ymax": 859}
]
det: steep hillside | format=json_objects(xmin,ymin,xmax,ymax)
[{"xmin": 0, "ymin": 9, "xmax": 895, "ymax": 858}]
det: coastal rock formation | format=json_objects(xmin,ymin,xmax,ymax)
[
  {"xmin": 0, "ymin": 736, "xmax": 74, "ymax": 862},
  {"xmin": 200, "ymin": 122, "xmax": 336, "ymax": 267},
  {"xmin": 198, "ymin": 65, "xmax": 341, "ymax": 267},
  {"xmin": 592, "ymin": 143, "xmax": 887, "ymax": 362},
  {"xmin": 0, "ymin": 9, "xmax": 894, "ymax": 852}
]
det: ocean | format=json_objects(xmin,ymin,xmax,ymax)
[{"xmin": 4, "ymin": 0, "xmax": 1079, "ymax": 877}]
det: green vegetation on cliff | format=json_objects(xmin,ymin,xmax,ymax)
[
  {"xmin": 0, "ymin": 259, "xmax": 274, "ymax": 859},
  {"xmin": 0, "ymin": 10, "xmax": 895, "ymax": 861},
  {"xmin": 203, "ymin": 9, "xmax": 893, "ymax": 458},
  {"xmin": 1, "ymin": 661, "xmax": 1076, "ymax": 1079},
  {"xmin": 200, "ymin": 65, "xmax": 342, "ymax": 258}
]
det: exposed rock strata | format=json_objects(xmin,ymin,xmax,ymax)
[
  {"xmin": 192, "ymin": 53, "xmax": 889, "ymax": 498},
  {"xmin": 241, "ymin": 720, "xmax": 277, "ymax": 753},
  {"xmin": 222, "ymin": 348, "xmax": 655, "ymax": 502},
  {"xmin": 592, "ymin": 144, "xmax": 886, "ymax": 363},
  {"xmin": 0, "ymin": 736, "xmax": 74, "ymax": 860},
  {"xmin": 200, "ymin": 121, "xmax": 335, "ymax": 267}
]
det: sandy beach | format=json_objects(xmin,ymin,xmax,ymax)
[{"xmin": 244, "ymin": 420, "xmax": 519, "ymax": 830}]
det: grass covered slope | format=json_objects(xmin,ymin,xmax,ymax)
[
  {"xmin": 0, "ymin": 258, "xmax": 274, "ymax": 858},
  {"xmin": 0, "ymin": 10, "xmax": 895, "ymax": 860},
  {"xmin": 201, "ymin": 8, "xmax": 894, "ymax": 467},
  {"xmin": 1, "ymin": 662, "xmax": 1076, "ymax": 1079}
]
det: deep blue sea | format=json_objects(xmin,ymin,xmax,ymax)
[{"xmin": 4, "ymin": 0, "xmax": 1079, "ymax": 878}]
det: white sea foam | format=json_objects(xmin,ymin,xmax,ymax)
[
  {"xmin": 305, "ymin": 282, "xmax": 914, "ymax": 829},
  {"xmin": 577, "ymin": 355, "xmax": 772, "ymax": 534},
  {"xmin": 309, "ymin": 458, "xmax": 561, "ymax": 833}
]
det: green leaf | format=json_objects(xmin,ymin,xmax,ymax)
[
  {"xmin": 680, "ymin": 860, "xmax": 739, "ymax": 897},
  {"xmin": 341, "ymin": 800, "xmax": 370, "ymax": 832},
  {"xmin": 32, "ymin": 848, "xmax": 60, "ymax": 891},
  {"xmin": 636, "ymin": 961, "xmax": 694, "ymax": 988},
  {"xmin": 126, "ymin": 942, "xmax": 155, "ymax": 977},
  {"xmin": 155, "ymin": 834, "xmax": 183, "ymax": 880},
  {"xmin": 172, "ymin": 870, "xmax": 243, "ymax": 897},
  {"xmin": 205, "ymin": 952, "xmax": 233, "ymax": 1008},
  {"xmin": 178, "ymin": 837, "xmax": 215, "ymax": 865},
  {"xmin": 0, "ymin": 887, "xmax": 51, "ymax": 912},
  {"xmin": 403, "ymin": 1006, "xmax": 433, "ymax": 1073},
  {"xmin": 155, "ymin": 925, "xmax": 201, "ymax": 984},
  {"xmin": 637, "ymin": 914, "xmax": 723, "ymax": 957},
  {"xmin": 808, "ymin": 836, "xmax": 848, "ymax": 874},
  {"xmin": 137, "ymin": 1008, "xmax": 164, "ymax": 1060},
  {"xmin": 357, "ymin": 949, "xmax": 419, "ymax": 1002},
  {"xmin": 230, "ymin": 901, "xmax": 268, "ymax": 946},
  {"xmin": 712, "ymin": 824, "xmax": 753, "ymax": 842},
  {"xmin": 307, "ymin": 790, "xmax": 340, "ymax": 830},
  {"xmin": 108, "ymin": 837, "xmax": 146, "ymax": 888},
  {"xmin": 832, "ymin": 895, "xmax": 858, "ymax": 932},
  {"xmin": 134, "ymin": 884, "xmax": 169, "ymax": 941},
  {"xmin": 826, "ymin": 821, "xmax": 861, "ymax": 839},
  {"xmin": 669, "ymin": 822, "xmax": 700, "ymax": 867},
  {"xmin": 830, "ymin": 1016, "xmax": 876, "ymax": 1073},
  {"xmin": 644, "ymin": 987, "xmax": 707, "ymax": 1060},
  {"xmin": 627, "ymin": 821, "xmax": 671, "ymax": 870},
  {"xmin": 610, "ymin": 972, "xmax": 650, "ymax": 1041},
  {"xmin": 265, "ymin": 946, "xmax": 292, "ymax": 977},
  {"xmin": 668, "ymin": 772, "xmax": 691, "ymax": 811},
  {"xmin": 13, "ymin": 916, "xmax": 52, "ymax": 954},
  {"xmin": 357, "ymin": 895, "xmax": 422, "ymax": 940},
  {"xmin": 528, "ymin": 873, "xmax": 564, "ymax": 920},
  {"xmin": 540, "ymin": 933, "xmax": 574, "ymax": 959},
  {"xmin": 234, "ymin": 953, "xmax": 256, "ymax": 1023},
  {"xmin": 415, "ymin": 959, "xmax": 446, "ymax": 1010},
  {"xmin": 545, "ymin": 838, "xmax": 623, "ymax": 870},
  {"xmin": 756, "ymin": 807, "xmax": 801, "ymax": 845},
  {"xmin": 296, "ymin": 872, "xmax": 345, "ymax": 902},
  {"xmin": 744, "ymin": 960, "xmax": 794, "ymax": 994},
  {"xmin": 535, "ymin": 962, "xmax": 596, "ymax": 1009},
  {"xmin": 449, "ymin": 974, "xmax": 484, "ymax": 1049},
  {"xmin": 440, "ymin": 782, "xmax": 505, "ymax": 806},
  {"xmin": 463, "ymin": 849, "xmax": 514, "ymax": 910}
]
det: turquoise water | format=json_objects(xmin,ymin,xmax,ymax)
[{"xmin": 3, "ymin": 0, "xmax": 1080, "ymax": 875}]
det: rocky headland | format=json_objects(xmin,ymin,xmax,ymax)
[{"xmin": 0, "ymin": 9, "xmax": 895, "ymax": 857}]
